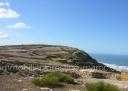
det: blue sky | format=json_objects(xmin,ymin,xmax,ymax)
[{"xmin": 0, "ymin": 0, "xmax": 128, "ymax": 55}]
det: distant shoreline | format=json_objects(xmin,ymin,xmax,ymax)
[
  {"xmin": 91, "ymin": 53, "xmax": 128, "ymax": 71},
  {"xmin": 103, "ymin": 63, "xmax": 128, "ymax": 71}
]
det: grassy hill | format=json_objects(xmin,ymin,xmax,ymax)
[{"xmin": 0, "ymin": 44, "xmax": 118, "ymax": 74}]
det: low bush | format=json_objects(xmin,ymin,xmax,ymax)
[
  {"xmin": 32, "ymin": 72, "xmax": 75, "ymax": 87},
  {"xmin": 86, "ymin": 82, "xmax": 120, "ymax": 91}
]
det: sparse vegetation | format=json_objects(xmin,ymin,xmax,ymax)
[
  {"xmin": 86, "ymin": 82, "xmax": 120, "ymax": 91},
  {"xmin": 32, "ymin": 72, "xmax": 75, "ymax": 87}
]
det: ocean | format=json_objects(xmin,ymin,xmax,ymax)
[{"xmin": 90, "ymin": 53, "xmax": 128, "ymax": 70}]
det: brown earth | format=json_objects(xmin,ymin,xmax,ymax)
[{"xmin": 0, "ymin": 44, "xmax": 117, "ymax": 73}]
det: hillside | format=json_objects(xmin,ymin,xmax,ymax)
[{"xmin": 0, "ymin": 44, "xmax": 118, "ymax": 73}]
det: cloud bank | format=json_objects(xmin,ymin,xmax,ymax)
[
  {"xmin": 0, "ymin": 2, "xmax": 10, "ymax": 7},
  {"xmin": 0, "ymin": 2, "xmax": 31, "ymax": 40},
  {"xmin": 0, "ymin": 32, "xmax": 8, "ymax": 38},
  {"xmin": 0, "ymin": 2, "xmax": 20, "ymax": 19}
]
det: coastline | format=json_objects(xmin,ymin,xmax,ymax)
[
  {"xmin": 103, "ymin": 63, "xmax": 128, "ymax": 71},
  {"xmin": 91, "ymin": 53, "xmax": 128, "ymax": 71}
]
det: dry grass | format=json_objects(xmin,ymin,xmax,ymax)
[
  {"xmin": 120, "ymin": 72, "xmax": 128, "ymax": 81},
  {"xmin": 0, "ymin": 74, "xmax": 85, "ymax": 91},
  {"xmin": 0, "ymin": 74, "xmax": 128, "ymax": 91}
]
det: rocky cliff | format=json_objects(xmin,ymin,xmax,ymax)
[{"xmin": 0, "ymin": 44, "xmax": 118, "ymax": 73}]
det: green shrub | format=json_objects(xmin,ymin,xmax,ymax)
[
  {"xmin": 32, "ymin": 74, "xmax": 60, "ymax": 87},
  {"xmin": 32, "ymin": 72, "xmax": 75, "ymax": 87},
  {"xmin": 86, "ymin": 82, "xmax": 120, "ymax": 91},
  {"xmin": 0, "ymin": 70, "xmax": 4, "ymax": 75},
  {"xmin": 50, "ymin": 72, "xmax": 75, "ymax": 84}
]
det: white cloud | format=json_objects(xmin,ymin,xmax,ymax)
[
  {"xmin": 7, "ymin": 22, "xmax": 31, "ymax": 29},
  {"xmin": 0, "ymin": 2, "xmax": 10, "ymax": 7},
  {"xmin": 0, "ymin": 32, "xmax": 8, "ymax": 38},
  {"xmin": 0, "ymin": 2, "xmax": 20, "ymax": 19}
]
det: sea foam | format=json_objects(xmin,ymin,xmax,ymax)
[{"xmin": 103, "ymin": 63, "xmax": 128, "ymax": 71}]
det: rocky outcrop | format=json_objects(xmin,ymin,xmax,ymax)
[{"xmin": 0, "ymin": 44, "xmax": 118, "ymax": 73}]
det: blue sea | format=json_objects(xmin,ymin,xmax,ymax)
[{"xmin": 90, "ymin": 53, "xmax": 128, "ymax": 70}]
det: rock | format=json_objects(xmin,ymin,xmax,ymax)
[
  {"xmin": 22, "ymin": 88, "xmax": 28, "ymax": 91},
  {"xmin": 40, "ymin": 87, "xmax": 52, "ymax": 91}
]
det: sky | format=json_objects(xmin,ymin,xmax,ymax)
[{"xmin": 0, "ymin": 0, "xmax": 128, "ymax": 55}]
